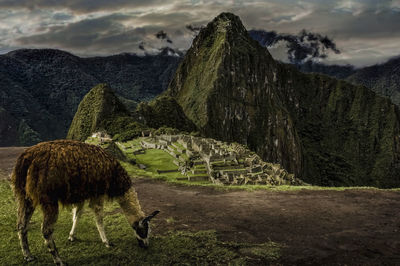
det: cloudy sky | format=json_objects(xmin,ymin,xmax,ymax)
[{"xmin": 0, "ymin": 0, "xmax": 399, "ymax": 67}]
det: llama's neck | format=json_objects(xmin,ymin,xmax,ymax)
[{"xmin": 117, "ymin": 187, "xmax": 145, "ymax": 225}]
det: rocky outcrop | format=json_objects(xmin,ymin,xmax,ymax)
[{"xmin": 167, "ymin": 12, "xmax": 400, "ymax": 188}]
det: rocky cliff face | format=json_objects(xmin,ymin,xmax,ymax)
[
  {"xmin": 136, "ymin": 95, "xmax": 197, "ymax": 133},
  {"xmin": 0, "ymin": 49, "xmax": 180, "ymax": 145},
  {"xmin": 167, "ymin": 12, "xmax": 400, "ymax": 187}
]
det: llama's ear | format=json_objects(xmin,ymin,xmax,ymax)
[
  {"xmin": 143, "ymin": 210, "xmax": 160, "ymax": 223},
  {"xmin": 150, "ymin": 210, "xmax": 160, "ymax": 218}
]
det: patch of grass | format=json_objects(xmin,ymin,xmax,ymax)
[
  {"xmin": 141, "ymin": 176, "xmax": 400, "ymax": 192},
  {"xmin": 119, "ymin": 148, "xmax": 187, "ymax": 182},
  {"xmin": 0, "ymin": 181, "xmax": 280, "ymax": 265},
  {"xmin": 134, "ymin": 149, "xmax": 180, "ymax": 172},
  {"xmin": 0, "ymin": 169, "xmax": 8, "ymax": 180},
  {"xmin": 165, "ymin": 217, "xmax": 176, "ymax": 224}
]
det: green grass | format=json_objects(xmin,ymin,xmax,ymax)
[
  {"xmin": 0, "ymin": 181, "xmax": 281, "ymax": 265},
  {"xmin": 119, "ymin": 148, "xmax": 187, "ymax": 182},
  {"xmin": 134, "ymin": 174, "xmax": 400, "ymax": 192},
  {"xmin": 134, "ymin": 149, "xmax": 179, "ymax": 172}
]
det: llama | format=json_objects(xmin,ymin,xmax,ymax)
[{"xmin": 11, "ymin": 139, "xmax": 159, "ymax": 265}]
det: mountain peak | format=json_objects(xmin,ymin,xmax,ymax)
[{"xmin": 210, "ymin": 12, "xmax": 247, "ymax": 34}]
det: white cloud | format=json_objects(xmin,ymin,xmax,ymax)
[{"xmin": 333, "ymin": 0, "xmax": 365, "ymax": 15}]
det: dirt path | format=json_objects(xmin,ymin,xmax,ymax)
[
  {"xmin": 1, "ymin": 147, "xmax": 399, "ymax": 265},
  {"xmin": 0, "ymin": 147, "xmax": 26, "ymax": 179},
  {"xmin": 135, "ymin": 180, "xmax": 400, "ymax": 265}
]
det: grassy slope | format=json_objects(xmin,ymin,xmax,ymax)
[{"xmin": 0, "ymin": 181, "xmax": 280, "ymax": 265}]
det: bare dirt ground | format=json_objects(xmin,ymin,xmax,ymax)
[
  {"xmin": 1, "ymin": 147, "xmax": 399, "ymax": 265},
  {"xmin": 0, "ymin": 147, "xmax": 26, "ymax": 179}
]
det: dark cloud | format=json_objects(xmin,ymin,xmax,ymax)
[
  {"xmin": 186, "ymin": 24, "xmax": 203, "ymax": 34},
  {"xmin": 249, "ymin": 29, "xmax": 340, "ymax": 64},
  {"xmin": 155, "ymin": 30, "xmax": 173, "ymax": 43},
  {"xmin": 138, "ymin": 42, "xmax": 145, "ymax": 50},
  {"xmin": 52, "ymin": 13, "xmax": 73, "ymax": 21},
  {"xmin": 16, "ymin": 14, "xmax": 149, "ymax": 54},
  {"xmin": 0, "ymin": 0, "xmax": 399, "ymax": 66},
  {"xmin": 0, "ymin": 0, "xmax": 163, "ymax": 13}
]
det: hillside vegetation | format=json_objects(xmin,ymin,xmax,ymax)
[{"xmin": 0, "ymin": 49, "xmax": 180, "ymax": 146}]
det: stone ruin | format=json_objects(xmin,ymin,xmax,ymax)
[
  {"xmin": 91, "ymin": 131, "xmax": 112, "ymax": 144},
  {"xmin": 139, "ymin": 134, "xmax": 304, "ymax": 186}
]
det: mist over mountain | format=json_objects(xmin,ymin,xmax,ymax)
[
  {"xmin": 249, "ymin": 29, "xmax": 340, "ymax": 64},
  {"xmin": 0, "ymin": 49, "xmax": 180, "ymax": 145},
  {"xmin": 248, "ymin": 29, "xmax": 400, "ymax": 107}
]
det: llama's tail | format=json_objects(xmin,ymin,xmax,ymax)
[{"xmin": 11, "ymin": 152, "xmax": 31, "ymax": 201}]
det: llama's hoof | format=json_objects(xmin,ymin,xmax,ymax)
[
  {"xmin": 56, "ymin": 261, "xmax": 67, "ymax": 266},
  {"xmin": 24, "ymin": 255, "xmax": 36, "ymax": 262},
  {"xmin": 68, "ymin": 235, "xmax": 75, "ymax": 242},
  {"xmin": 105, "ymin": 241, "xmax": 114, "ymax": 248}
]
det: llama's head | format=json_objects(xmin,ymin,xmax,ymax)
[{"xmin": 133, "ymin": 210, "xmax": 160, "ymax": 248}]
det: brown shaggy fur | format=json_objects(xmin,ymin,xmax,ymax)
[
  {"xmin": 11, "ymin": 140, "xmax": 158, "ymax": 265},
  {"xmin": 11, "ymin": 139, "xmax": 132, "ymax": 206}
]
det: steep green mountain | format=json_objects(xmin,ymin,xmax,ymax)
[
  {"xmin": 0, "ymin": 49, "xmax": 180, "ymax": 146},
  {"xmin": 346, "ymin": 57, "xmax": 400, "ymax": 106},
  {"xmin": 167, "ymin": 12, "xmax": 400, "ymax": 188},
  {"xmin": 67, "ymin": 83, "xmax": 132, "ymax": 141}
]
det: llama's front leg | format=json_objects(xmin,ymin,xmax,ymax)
[
  {"xmin": 17, "ymin": 198, "xmax": 35, "ymax": 262},
  {"xmin": 68, "ymin": 202, "xmax": 84, "ymax": 241},
  {"xmin": 42, "ymin": 203, "xmax": 65, "ymax": 266},
  {"xmin": 90, "ymin": 198, "xmax": 113, "ymax": 248}
]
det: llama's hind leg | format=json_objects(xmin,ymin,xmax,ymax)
[
  {"xmin": 89, "ymin": 198, "xmax": 113, "ymax": 248},
  {"xmin": 41, "ymin": 202, "xmax": 65, "ymax": 266},
  {"xmin": 68, "ymin": 202, "xmax": 84, "ymax": 241},
  {"xmin": 17, "ymin": 198, "xmax": 35, "ymax": 262}
]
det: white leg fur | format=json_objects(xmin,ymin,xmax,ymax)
[
  {"xmin": 68, "ymin": 203, "xmax": 84, "ymax": 241},
  {"xmin": 90, "ymin": 197, "xmax": 112, "ymax": 247}
]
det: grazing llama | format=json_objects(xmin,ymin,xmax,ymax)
[{"xmin": 11, "ymin": 140, "xmax": 159, "ymax": 265}]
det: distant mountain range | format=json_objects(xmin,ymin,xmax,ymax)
[
  {"xmin": 0, "ymin": 27, "xmax": 399, "ymax": 148},
  {"xmin": 0, "ymin": 49, "xmax": 180, "ymax": 145},
  {"xmin": 295, "ymin": 59, "xmax": 400, "ymax": 107},
  {"xmin": 346, "ymin": 57, "xmax": 400, "ymax": 106}
]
